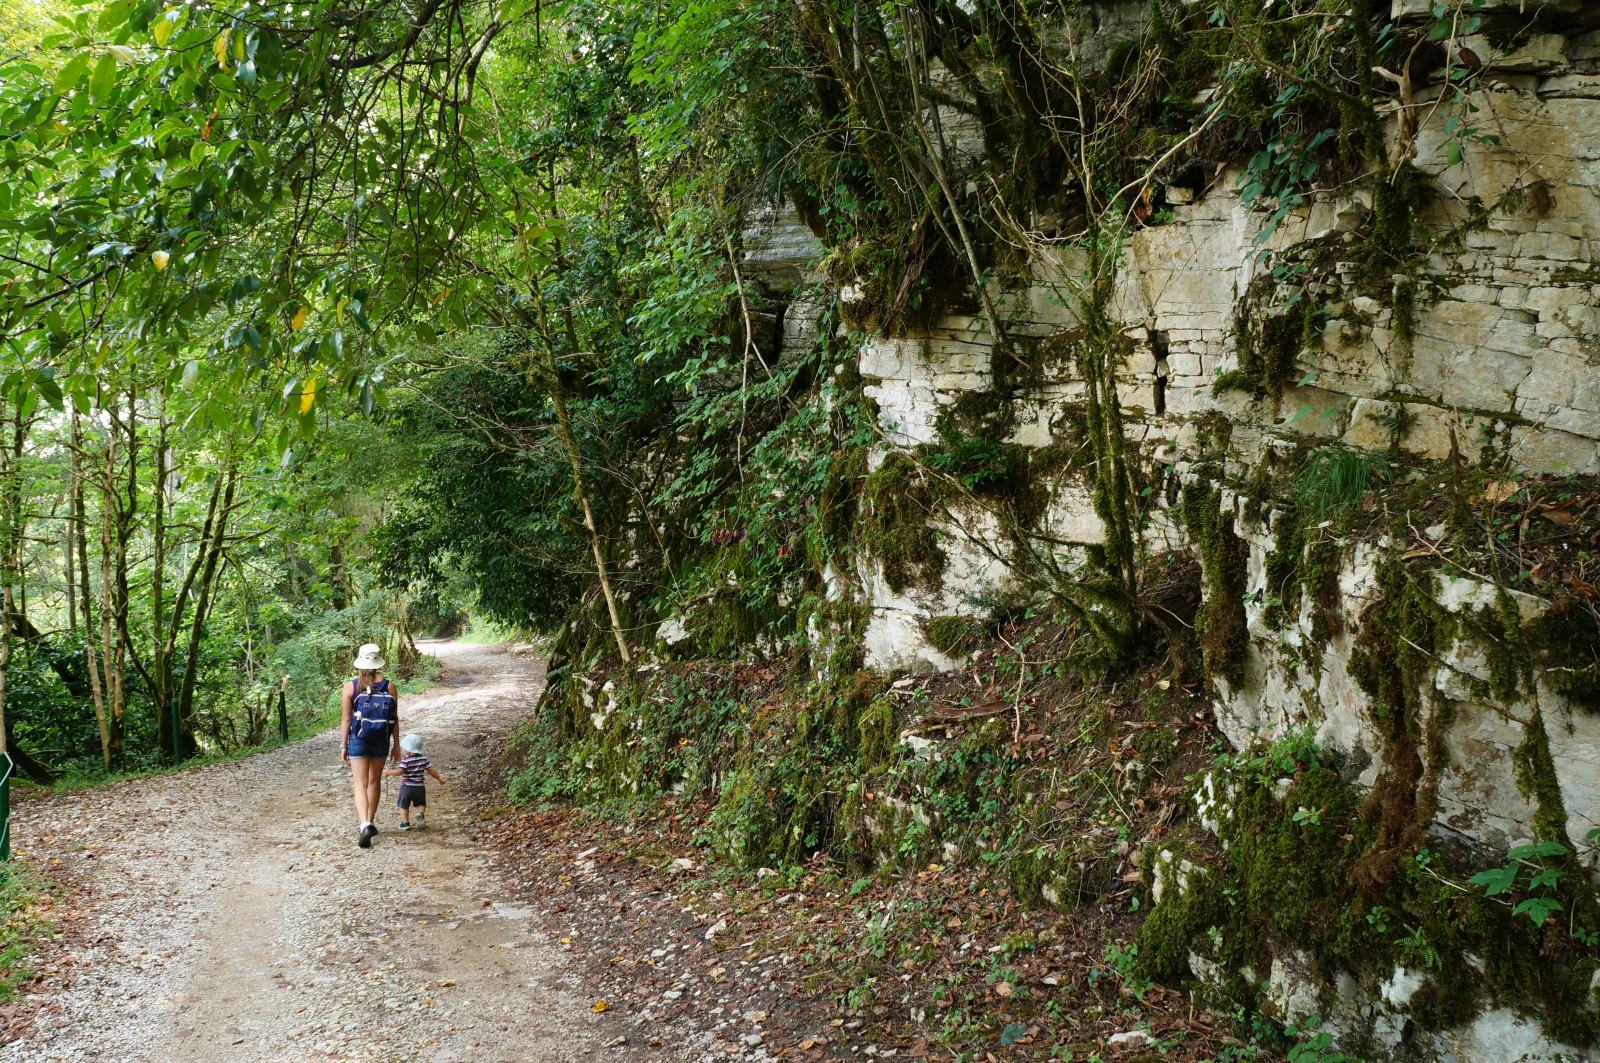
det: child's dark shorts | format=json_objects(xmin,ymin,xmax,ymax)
[{"xmin": 397, "ymin": 784, "xmax": 427, "ymax": 809}]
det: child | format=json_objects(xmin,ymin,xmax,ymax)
[{"xmin": 385, "ymin": 733, "xmax": 446, "ymax": 829}]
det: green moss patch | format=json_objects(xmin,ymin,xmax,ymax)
[
  {"xmin": 1181, "ymin": 483, "xmax": 1250, "ymax": 688},
  {"xmin": 1138, "ymin": 734, "xmax": 1600, "ymax": 1047},
  {"xmin": 861, "ymin": 451, "xmax": 949, "ymax": 594},
  {"xmin": 1234, "ymin": 281, "xmax": 1317, "ymax": 399},
  {"xmin": 920, "ymin": 614, "xmax": 988, "ymax": 658}
]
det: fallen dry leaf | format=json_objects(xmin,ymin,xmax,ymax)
[{"xmin": 1480, "ymin": 479, "xmax": 1520, "ymax": 504}]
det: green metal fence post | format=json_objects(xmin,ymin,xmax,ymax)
[
  {"xmin": 278, "ymin": 685, "xmax": 289, "ymax": 743},
  {"xmin": 1, "ymin": 750, "xmax": 13, "ymax": 862}
]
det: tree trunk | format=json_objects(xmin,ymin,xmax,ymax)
[
  {"xmin": 110, "ymin": 390, "xmax": 139, "ymax": 764},
  {"xmin": 175, "ymin": 470, "xmax": 238, "ymax": 740},
  {"xmin": 0, "ymin": 409, "xmax": 17, "ymax": 757},
  {"xmin": 518, "ymin": 208, "xmax": 633, "ymax": 668},
  {"xmin": 72, "ymin": 412, "xmax": 111, "ymax": 770},
  {"xmin": 329, "ymin": 543, "xmax": 350, "ymax": 610},
  {"xmin": 64, "ymin": 465, "xmax": 76, "ymax": 635},
  {"xmin": 1, "ymin": 717, "xmax": 53, "ymax": 783},
  {"xmin": 544, "ymin": 363, "xmax": 632, "ymax": 666},
  {"xmin": 152, "ymin": 406, "xmax": 174, "ymax": 759},
  {"xmin": 98, "ymin": 414, "xmax": 128, "ymax": 770}
]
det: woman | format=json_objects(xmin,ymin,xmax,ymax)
[{"xmin": 340, "ymin": 642, "xmax": 400, "ymax": 848}]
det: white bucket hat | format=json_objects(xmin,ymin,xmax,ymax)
[
  {"xmin": 400, "ymin": 733, "xmax": 423, "ymax": 754},
  {"xmin": 353, "ymin": 642, "xmax": 386, "ymax": 670}
]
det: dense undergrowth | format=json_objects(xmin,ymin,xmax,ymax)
[
  {"xmin": 499, "ymin": 453, "xmax": 1600, "ymax": 1058},
  {"xmin": 0, "ymin": 861, "xmax": 60, "ymax": 1004}
]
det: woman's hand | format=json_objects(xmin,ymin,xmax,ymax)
[
  {"xmin": 391, "ymin": 743, "xmax": 402, "ymax": 765},
  {"xmin": 341, "ymin": 747, "xmax": 350, "ymax": 765}
]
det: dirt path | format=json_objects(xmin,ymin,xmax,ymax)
[{"xmin": 3, "ymin": 641, "xmax": 621, "ymax": 1063}]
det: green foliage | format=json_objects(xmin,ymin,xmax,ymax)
[
  {"xmin": 0, "ymin": 861, "xmax": 58, "ymax": 1001},
  {"xmin": 1525, "ymin": 599, "xmax": 1600, "ymax": 712},
  {"xmin": 1469, "ymin": 841, "xmax": 1570, "ymax": 928},
  {"xmin": 1139, "ymin": 731, "xmax": 1600, "ymax": 1048},
  {"xmin": 1239, "ymin": 120, "xmax": 1336, "ymax": 249},
  {"xmin": 375, "ymin": 345, "xmax": 591, "ymax": 633},
  {"xmin": 509, "ymin": 665, "xmax": 750, "ymax": 807},
  {"xmin": 1211, "ymin": 369, "xmax": 1255, "ymax": 395},
  {"xmin": 925, "ymin": 428, "xmax": 1014, "ymax": 493},
  {"xmin": 1284, "ymin": 1017, "xmax": 1351, "ymax": 1063},
  {"xmin": 0, "ymin": 0, "xmax": 473, "ymax": 437},
  {"xmin": 706, "ymin": 672, "xmax": 890, "ymax": 867},
  {"xmin": 1294, "ymin": 448, "xmax": 1387, "ymax": 523}
]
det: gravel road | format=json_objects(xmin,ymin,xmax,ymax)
[{"xmin": 2, "ymin": 641, "xmax": 621, "ymax": 1063}]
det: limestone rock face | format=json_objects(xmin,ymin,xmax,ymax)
[
  {"xmin": 791, "ymin": 2, "xmax": 1600, "ymax": 692},
  {"xmin": 740, "ymin": 202, "xmax": 822, "ymax": 293},
  {"xmin": 740, "ymin": 4, "xmax": 1600, "ymax": 1055}
]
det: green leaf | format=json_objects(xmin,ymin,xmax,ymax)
[
  {"xmin": 98, "ymin": 0, "xmax": 134, "ymax": 32},
  {"xmin": 89, "ymin": 53, "xmax": 119, "ymax": 104},
  {"xmin": 36, "ymin": 375, "xmax": 64, "ymax": 410},
  {"xmin": 154, "ymin": 10, "xmax": 178, "ymax": 46},
  {"xmin": 1468, "ymin": 865, "xmax": 1518, "ymax": 896},
  {"xmin": 1512, "ymin": 897, "xmax": 1562, "ymax": 928},
  {"xmin": 54, "ymin": 53, "xmax": 91, "ymax": 95}
]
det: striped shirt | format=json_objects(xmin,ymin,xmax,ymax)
[{"xmin": 399, "ymin": 753, "xmax": 430, "ymax": 786}]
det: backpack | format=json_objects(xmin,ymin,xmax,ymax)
[{"xmin": 350, "ymin": 679, "xmax": 396, "ymax": 741}]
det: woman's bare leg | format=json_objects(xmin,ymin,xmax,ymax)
[
  {"xmin": 350, "ymin": 759, "xmax": 371, "ymax": 824},
  {"xmin": 365, "ymin": 761, "xmax": 384, "ymax": 825}
]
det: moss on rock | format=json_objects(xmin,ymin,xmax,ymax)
[
  {"xmin": 920, "ymin": 614, "xmax": 987, "ymax": 657},
  {"xmin": 1181, "ymin": 483, "xmax": 1250, "ymax": 688},
  {"xmin": 861, "ymin": 451, "xmax": 948, "ymax": 593}
]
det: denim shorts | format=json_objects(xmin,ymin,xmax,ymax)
[{"xmin": 345, "ymin": 732, "xmax": 391, "ymax": 759}]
